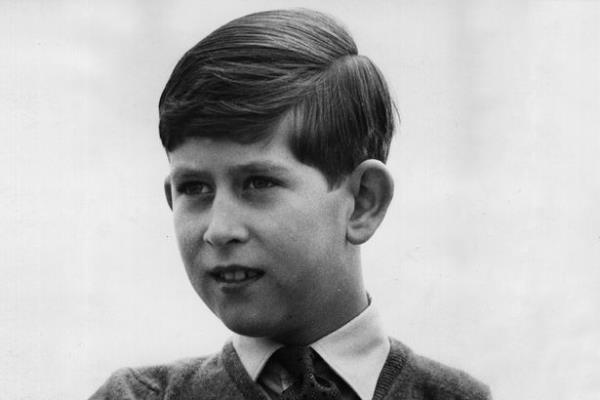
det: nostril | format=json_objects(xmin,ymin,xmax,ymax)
[
  {"xmin": 202, "ymin": 198, "xmax": 249, "ymax": 246},
  {"xmin": 203, "ymin": 220, "xmax": 248, "ymax": 247}
]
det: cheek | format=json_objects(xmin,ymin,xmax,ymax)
[
  {"xmin": 299, "ymin": 194, "xmax": 347, "ymax": 242},
  {"xmin": 173, "ymin": 212, "xmax": 203, "ymax": 262},
  {"xmin": 268, "ymin": 197, "xmax": 346, "ymax": 262}
]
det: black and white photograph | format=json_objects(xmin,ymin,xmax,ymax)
[{"xmin": 1, "ymin": 1, "xmax": 599, "ymax": 399}]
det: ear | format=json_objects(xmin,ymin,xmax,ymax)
[
  {"xmin": 164, "ymin": 176, "xmax": 173, "ymax": 210},
  {"xmin": 346, "ymin": 160, "xmax": 394, "ymax": 245}
]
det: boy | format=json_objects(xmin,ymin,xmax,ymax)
[{"xmin": 91, "ymin": 9, "xmax": 491, "ymax": 400}]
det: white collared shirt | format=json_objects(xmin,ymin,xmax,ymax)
[{"xmin": 232, "ymin": 302, "xmax": 390, "ymax": 400}]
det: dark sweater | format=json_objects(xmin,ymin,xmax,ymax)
[{"xmin": 90, "ymin": 338, "xmax": 491, "ymax": 400}]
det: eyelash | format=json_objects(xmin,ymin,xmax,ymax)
[
  {"xmin": 176, "ymin": 182, "xmax": 211, "ymax": 196},
  {"xmin": 245, "ymin": 176, "xmax": 277, "ymax": 190},
  {"xmin": 176, "ymin": 176, "xmax": 278, "ymax": 196}
]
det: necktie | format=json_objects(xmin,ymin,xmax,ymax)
[{"xmin": 272, "ymin": 346, "xmax": 342, "ymax": 400}]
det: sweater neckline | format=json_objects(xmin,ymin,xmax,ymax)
[
  {"xmin": 221, "ymin": 338, "xmax": 410, "ymax": 400},
  {"xmin": 222, "ymin": 341, "xmax": 269, "ymax": 400}
]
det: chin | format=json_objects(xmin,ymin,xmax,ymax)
[
  {"xmin": 220, "ymin": 311, "xmax": 293, "ymax": 339},
  {"xmin": 222, "ymin": 318, "xmax": 272, "ymax": 337},
  {"xmin": 210, "ymin": 300, "xmax": 297, "ymax": 339}
]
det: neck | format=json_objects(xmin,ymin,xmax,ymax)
[
  {"xmin": 273, "ymin": 249, "xmax": 367, "ymax": 346},
  {"xmin": 273, "ymin": 286, "xmax": 369, "ymax": 346}
]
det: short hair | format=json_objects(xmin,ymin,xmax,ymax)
[{"xmin": 159, "ymin": 8, "xmax": 396, "ymax": 185}]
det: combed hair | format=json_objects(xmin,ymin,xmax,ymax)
[{"xmin": 159, "ymin": 8, "xmax": 396, "ymax": 185}]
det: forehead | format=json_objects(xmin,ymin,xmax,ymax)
[
  {"xmin": 169, "ymin": 134, "xmax": 293, "ymax": 170},
  {"xmin": 168, "ymin": 113, "xmax": 303, "ymax": 171}
]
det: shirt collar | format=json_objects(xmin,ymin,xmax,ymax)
[{"xmin": 232, "ymin": 300, "xmax": 390, "ymax": 400}]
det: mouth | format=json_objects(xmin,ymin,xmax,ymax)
[{"xmin": 209, "ymin": 265, "xmax": 265, "ymax": 285}]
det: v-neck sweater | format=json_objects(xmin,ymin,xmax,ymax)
[{"xmin": 89, "ymin": 338, "xmax": 491, "ymax": 400}]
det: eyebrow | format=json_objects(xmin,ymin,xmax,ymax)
[
  {"xmin": 170, "ymin": 161, "xmax": 293, "ymax": 180},
  {"xmin": 230, "ymin": 161, "xmax": 292, "ymax": 175}
]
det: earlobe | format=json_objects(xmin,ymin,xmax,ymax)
[
  {"xmin": 346, "ymin": 160, "xmax": 394, "ymax": 245},
  {"xmin": 164, "ymin": 176, "xmax": 173, "ymax": 210}
]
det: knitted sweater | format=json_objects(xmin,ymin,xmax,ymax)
[{"xmin": 89, "ymin": 338, "xmax": 491, "ymax": 400}]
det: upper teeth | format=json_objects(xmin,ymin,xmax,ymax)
[{"xmin": 220, "ymin": 270, "xmax": 258, "ymax": 282}]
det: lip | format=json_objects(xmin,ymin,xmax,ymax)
[{"xmin": 208, "ymin": 265, "xmax": 265, "ymax": 291}]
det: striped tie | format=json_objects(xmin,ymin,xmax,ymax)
[{"xmin": 273, "ymin": 346, "xmax": 343, "ymax": 400}]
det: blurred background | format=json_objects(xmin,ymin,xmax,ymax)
[{"xmin": 1, "ymin": 1, "xmax": 599, "ymax": 399}]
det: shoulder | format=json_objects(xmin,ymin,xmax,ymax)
[
  {"xmin": 88, "ymin": 352, "xmax": 231, "ymax": 400},
  {"xmin": 384, "ymin": 338, "xmax": 492, "ymax": 400}
]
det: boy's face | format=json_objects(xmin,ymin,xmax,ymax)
[{"xmin": 167, "ymin": 121, "xmax": 366, "ymax": 344}]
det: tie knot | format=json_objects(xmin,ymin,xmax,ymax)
[
  {"xmin": 269, "ymin": 346, "xmax": 349, "ymax": 400},
  {"xmin": 272, "ymin": 346, "xmax": 314, "ymax": 380}
]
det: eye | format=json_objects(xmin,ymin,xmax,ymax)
[
  {"xmin": 246, "ymin": 176, "xmax": 276, "ymax": 190},
  {"xmin": 177, "ymin": 181, "xmax": 212, "ymax": 196}
]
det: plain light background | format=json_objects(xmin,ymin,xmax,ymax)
[{"xmin": 1, "ymin": 1, "xmax": 599, "ymax": 399}]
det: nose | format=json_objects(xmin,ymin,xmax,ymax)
[{"xmin": 203, "ymin": 193, "xmax": 249, "ymax": 247}]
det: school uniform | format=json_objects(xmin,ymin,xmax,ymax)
[{"xmin": 90, "ymin": 304, "xmax": 491, "ymax": 400}]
